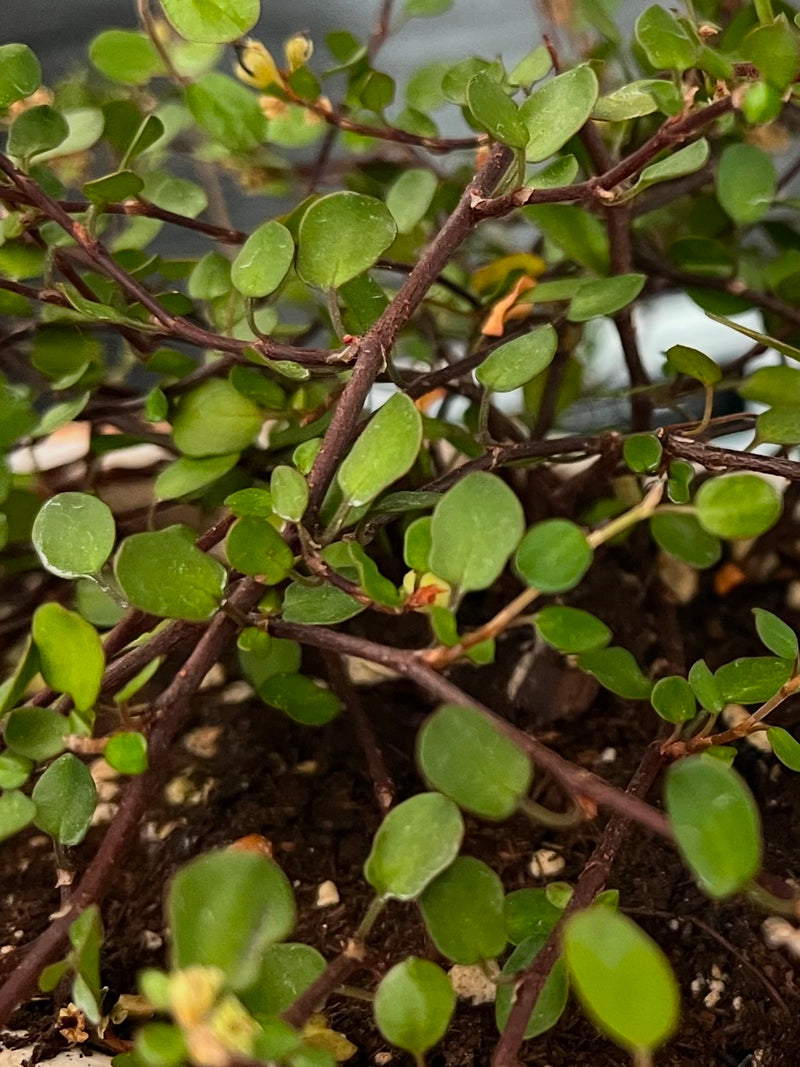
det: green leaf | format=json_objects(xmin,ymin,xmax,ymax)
[
  {"xmin": 635, "ymin": 5, "xmax": 699, "ymax": 70},
  {"xmin": 649, "ymin": 512, "xmax": 721, "ymax": 569},
  {"xmin": 297, "ymin": 192, "xmax": 397, "ymax": 289},
  {"xmin": 404, "ymin": 0, "xmax": 453, "ymax": 15},
  {"xmin": 186, "ymin": 73, "xmax": 268, "ymax": 151},
  {"xmin": 188, "ymin": 251, "xmax": 231, "ymax": 301},
  {"xmin": 4, "ymin": 707, "xmax": 67, "ymax": 761},
  {"xmin": 716, "ymin": 144, "xmax": 776, "ymax": 225},
  {"xmin": 0, "ymin": 790, "xmax": 37, "ymax": 844},
  {"xmin": 466, "ymin": 71, "xmax": 528, "ymax": 149},
  {"xmin": 281, "ymin": 581, "xmax": 364, "ymax": 625},
  {"xmin": 753, "ymin": 608, "xmax": 798, "ymax": 661},
  {"xmin": 126, "ymin": 114, "xmax": 166, "ymax": 162},
  {"xmin": 32, "ymin": 603, "xmax": 104, "ymax": 713},
  {"xmin": 755, "ymin": 406, "xmax": 800, "ymax": 446},
  {"xmin": 665, "ymin": 755, "xmax": 762, "ymax": 898},
  {"xmin": 592, "ymin": 79, "xmax": 662, "ymax": 121},
  {"xmin": 419, "ymin": 856, "xmax": 506, "ymax": 964},
  {"xmin": 695, "ymin": 474, "xmax": 781, "ymax": 540},
  {"xmin": 89, "ymin": 30, "xmax": 166, "ymax": 84},
  {"xmin": 707, "ymin": 311, "xmax": 800, "ymax": 364},
  {"xmin": 105, "ymin": 732, "xmax": 148, "ymax": 776},
  {"xmin": 374, "ymin": 958, "xmax": 455, "ymax": 1057},
  {"xmin": 115, "ymin": 526, "xmax": 228, "ymax": 621},
  {"xmin": 8, "ymin": 105, "xmax": 69, "ymax": 161},
  {"xmin": 160, "ymin": 0, "xmax": 259, "ymax": 43},
  {"xmin": 0, "ymin": 751, "xmax": 33, "ymax": 790},
  {"xmin": 650, "ymin": 675, "xmax": 696, "ymax": 724},
  {"xmin": 520, "ymin": 65, "xmax": 599, "ymax": 163},
  {"xmin": 739, "ymin": 365, "xmax": 800, "ymax": 406},
  {"xmin": 135, "ymin": 1023, "xmax": 187, "ymax": 1067},
  {"xmin": 32, "ymin": 492, "xmax": 116, "ymax": 579},
  {"xmin": 535, "ymin": 606, "xmax": 611, "ymax": 654},
  {"xmin": 741, "ymin": 17, "xmax": 800, "ymax": 90},
  {"xmin": 258, "ymin": 673, "xmax": 342, "ymax": 725},
  {"xmin": 323, "ymin": 541, "xmax": 402, "ymax": 608},
  {"xmin": 767, "ymin": 727, "xmax": 800, "ymax": 771},
  {"xmin": 238, "ymin": 631, "xmax": 301, "ymax": 689},
  {"xmin": 231, "ymin": 220, "xmax": 295, "ymax": 298},
  {"xmin": 714, "ymin": 656, "xmax": 793, "ymax": 704},
  {"xmin": 32, "ymin": 753, "xmax": 97, "ymax": 846},
  {"xmin": 226, "ymin": 516, "xmax": 294, "ymax": 583},
  {"xmin": 241, "ymin": 943, "xmax": 326, "ymax": 1017},
  {"xmin": 226, "ymin": 487, "xmax": 273, "ymax": 518},
  {"xmin": 623, "ymin": 434, "xmax": 662, "ymax": 474},
  {"xmin": 270, "ymin": 466, "xmax": 309, "ymax": 523},
  {"xmin": 172, "ymin": 378, "xmax": 264, "ymax": 457},
  {"xmin": 523, "ymin": 205, "xmax": 609, "ymax": 274},
  {"xmin": 364, "ymin": 792, "xmax": 463, "ymax": 900},
  {"xmin": 404, "ymin": 516, "xmax": 433, "ymax": 573},
  {"xmin": 386, "ymin": 169, "xmax": 438, "ymax": 233},
  {"xmin": 155, "ymin": 453, "xmax": 240, "ymax": 501},
  {"xmin": 504, "ymin": 888, "xmax": 562, "ymax": 945},
  {"xmin": 337, "ymin": 394, "xmax": 422, "ymax": 507},
  {"xmin": 664, "ymin": 343, "xmax": 721, "ymax": 385},
  {"xmin": 630, "ymin": 139, "xmax": 710, "ymax": 198},
  {"xmin": 563, "ymin": 907, "xmax": 679, "ymax": 1052},
  {"xmin": 0, "ymin": 44, "xmax": 41, "ymax": 109},
  {"xmin": 495, "ymin": 933, "xmax": 569, "ymax": 1040},
  {"xmin": 476, "ymin": 325, "xmax": 557, "ymax": 392},
  {"xmin": 230, "ymin": 366, "xmax": 285, "ymax": 410},
  {"xmin": 567, "ymin": 274, "xmax": 646, "ymax": 322},
  {"xmin": 83, "ymin": 169, "xmax": 145, "ymax": 207},
  {"xmin": 688, "ymin": 659, "xmax": 724, "ymax": 714},
  {"xmin": 577, "ymin": 647, "xmax": 652, "ymax": 700},
  {"xmin": 429, "ymin": 472, "xmax": 524, "ymax": 593},
  {"xmin": 508, "ymin": 45, "xmax": 552, "ymax": 89},
  {"xmin": 168, "ymin": 849, "xmax": 296, "ymax": 987},
  {"xmin": 0, "ymin": 378, "xmax": 36, "ymax": 449},
  {"xmin": 515, "ymin": 519, "xmax": 593, "ymax": 593},
  {"xmin": 417, "ymin": 704, "xmax": 532, "ymax": 820}
]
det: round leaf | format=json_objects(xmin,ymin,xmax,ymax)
[
  {"xmin": 231, "ymin": 220, "xmax": 295, "ymax": 298},
  {"xmin": 364, "ymin": 792, "xmax": 463, "ymax": 900},
  {"xmin": 635, "ymin": 5, "xmax": 698, "ymax": 70},
  {"xmin": 0, "ymin": 790, "xmax": 37, "ymax": 844},
  {"xmin": 4, "ymin": 707, "xmax": 68, "ymax": 761},
  {"xmin": 89, "ymin": 30, "xmax": 165, "ymax": 84},
  {"xmin": 270, "ymin": 466, "xmax": 309, "ymax": 523},
  {"xmin": 767, "ymin": 727, "xmax": 800, "ymax": 772},
  {"xmin": 281, "ymin": 581, "xmax": 364, "ymax": 625},
  {"xmin": 0, "ymin": 751, "xmax": 33, "ymax": 791},
  {"xmin": 419, "ymin": 856, "xmax": 507, "ymax": 964},
  {"xmin": 374, "ymin": 958, "xmax": 455, "ymax": 1057},
  {"xmin": 172, "ymin": 378, "xmax": 264, "ymax": 457},
  {"xmin": 649, "ymin": 512, "xmax": 721, "ymax": 569},
  {"xmin": 0, "ymin": 43, "xmax": 41, "ymax": 109},
  {"xmin": 386, "ymin": 168, "xmax": 437, "ymax": 233},
  {"xmin": 115, "ymin": 526, "xmax": 228, "ymax": 621},
  {"xmin": 495, "ymin": 933, "xmax": 569, "ymax": 1040},
  {"xmin": 160, "ymin": 0, "xmax": 259, "ymax": 43},
  {"xmin": 168, "ymin": 849, "xmax": 296, "ymax": 987},
  {"xmin": 664, "ymin": 344, "xmax": 721, "ymax": 385},
  {"xmin": 688, "ymin": 659, "xmax": 724, "ymax": 714},
  {"xmin": 258, "ymin": 673, "xmax": 342, "ymax": 725},
  {"xmin": 476, "ymin": 325, "xmax": 557, "ymax": 392},
  {"xmin": 105, "ymin": 732, "xmax": 148, "ymax": 776},
  {"xmin": 665, "ymin": 755, "xmax": 762, "ymax": 898},
  {"xmin": 563, "ymin": 907, "xmax": 679, "ymax": 1052},
  {"xmin": 650, "ymin": 675, "xmax": 696, "ymax": 724},
  {"xmin": 623, "ymin": 433, "xmax": 662, "ymax": 474},
  {"xmin": 297, "ymin": 192, "xmax": 397, "ymax": 289},
  {"xmin": 8, "ymin": 104, "xmax": 68, "ymax": 160},
  {"xmin": 337, "ymin": 393, "xmax": 422, "ymax": 507},
  {"xmin": 535, "ymin": 606, "xmax": 611, "ymax": 654},
  {"xmin": 240, "ymin": 943, "xmax": 326, "ymax": 1017},
  {"xmin": 32, "ymin": 492, "xmax": 116, "ymax": 579},
  {"xmin": 32, "ymin": 753, "xmax": 97, "ymax": 846},
  {"xmin": 567, "ymin": 274, "xmax": 646, "ymax": 322},
  {"xmin": 504, "ymin": 888, "xmax": 562, "ymax": 945},
  {"xmin": 515, "ymin": 519, "xmax": 592, "ymax": 593},
  {"xmin": 756, "ymin": 406, "xmax": 800, "ymax": 446},
  {"xmin": 417, "ymin": 703, "xmax": 532, "ymax": 820},
  {"xmin": 226, "ymin": 516, "xmax": 294, "ymax": 583},
  {"xmin": 32, "ymin": 603, "xmax": 104, "ymax": 713},
  {"xmin": 429, "ymin": 472, "xmax": 524, "ymax": 593},
  {"xmin": 520, "ymin": 65, "xmax": 599, "ymax": 163},
  {"xmin": 695, "ymin": 474, "xmax": 781, "ymax": 540},
  {"xmin": 717, "ymin": 143, "xmax": 776, "ymax": 225}
]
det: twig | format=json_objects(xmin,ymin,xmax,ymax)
[
  {"xmin": 661, "ymin": 433, "xmax": 800, "ymax": 482},
  {"xmin": 607, "ymin": 205, "xmax": 651, "ymax": 431}
]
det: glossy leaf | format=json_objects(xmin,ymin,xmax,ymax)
[
  {"xmin": 226, "ymin": 516, "xmax": 294, "ymax": 583},
  {"xmin": 0, "ymin": 790, "xmax": 36, "ymax": 844},
  {"xmin": 495, "ymin": 933, "xmax": 569, "ymax": 1040},
  {"xmin": 337, "ymin": 393, "xmax": 422, "ymax": 507},
  {"xmin": 105, "ymin": 732, "xmax": 148, "ymax": 776},
  {"xmin": 281, "ymin": 581, "xmax": 364, "ymax": 625},
  {"xmin": 623, "ymin": 433, "xmax": 662, "ymax": 474},
  {"xmin": 241, "ymin": 943, "xmax": 326, "ymax": 1017},
  {"xmin": 115, "ymin": 526, "xmax": 228, "ymax": 621},
  {"xmin": 0, "ymin": 43, "xmax": 41, "ymax": 109},
  {"xmin": 714, "ymin": 657, "xmax": 793, "ymax": 704},
  {"xmin": 160, "ymin": 0, "xmax": 259, "ymax": 43},
  {"xmin": 270, "ymin": 465, "xmax": 309, "ymax": 523},
  {"xmin": 172, "ymin": 378, "xmax": 264, "ymax": 457},
  {"xmin": 515, "ymin": 519, "xmax": 592, "ymax": 593},
  {"xmin": 754, "ymin": 609, "xmax": 798, "ymax": 662},
  {"xmin": 717, "ymin": 144, "xmax": 776, "ymax": 225},
  {"xmin": 297, "ymin": 192, "xmax": 397, "ymax": 289},
  {"xmin": 4, "ymin": 707, "xmax": 67, "ymax": 761},
  {"xmin": 429, "ymin": 472, "xmax": 524, "ymax": 593},
  {"xmin": 521, "ymin": 65, "xmax": 598, "ymax": 163},
  {"xmin": 563, "ymin": 907, "xmax": 679, "ymax": 1052},
  {"xmin": 650, "ymin": 675, "xmax": 696, "ymax": 724},
  {"xmin": 535, "ymin": 606, "xmax": 611, "ymax": 654},
  {"xmin": 32, "ymin": 753, "xmax": 97, "ymax": 846},
  {"xmin": 32, "ymin": 492, "xmax": 115, "ymax": 579},
  {"xmin": 688, "ymin": 659, "xmax": 724, "ymax": 714},
  {"xmin": 419, "ymin": 856, "xmax": 507, "ymax": 964},
  {"xmin": 664, "ymin": 343, "xmax": 721, "ymax": 385},
  {"xmin": 635, "ymin": 5, "xmax": 698, "ymax": 70},
  {"xmin": 154, "ymin": 453, "xmax": 239, "ymax": 501},
  {"xmin": 665, "ymin": 755, "xmax": 762, "ymax": 898},
  {"xmin": 374, "ymin": 958, "xmax": 455, "ymax": 1056},
  {"xmin": 504, "ymin": 888, "xmax": 562, "ymax": 945},
  {"xmin": 168, "ymin": 849, "xmax": 296, "ymax": 987},
  {"xmin": 695, "ymin": 474, "xmax": 781, "ymax": 540},
  {"xmin": 767, "ymin": 727, "xmax": 800, "ymax": 772},
  {"xmin": 417, "ymin": 703, "xmax": 532, "ymax": 820},
  {"xmin": 649, "ymin": 512, "xmax": 721, "ymax": 570},
  {"xmin": 466, "ymin": 71, "xmax": 528, "ymax": 149},
  {"xmin": 364, "ymin": 792, "xmax": 463, "ymax": 900},
  {"xmin": 567, "ymin": 274, "xmax": 646, "ymax": 322},
  {"xmin": 386, "ymin": 168, "xmax": 437, "ymax": 233},
  {"xmin": 258, "ymin": 673, "xmax": 342, "ymax": 725},
  {"xmin": 577, "ymin": 647, "xmax": 652, "ymax": 700},
  {"xmin": 593, "ymin": 79, "xmax": 661, "ymax": 120},
  {"xmin": 231, "ymin": 220, "xmax": 295, "ymax": 298},
  {"xmin": 632, "ymin": 139, "xmax": 709, "ymax": 197},
  {"xmin": 32, "ymin": 603, "xmax": 104, "ymax": 712},
  {"xmin": 476, "ymin": 325, "xmax": 557, "ymax": 392}
]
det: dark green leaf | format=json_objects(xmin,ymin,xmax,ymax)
[
  {"xmin": 420, "ymin": 856, "xmax": 506, "ymax": 964},
  {"xmin": 504, "ymin": 888, "xmax": 562, "ymax": 945},
  {"xmin": 649, "ymin": 512, "xmax": 721, "ymax": 569},
  {"xmin": 495, "ymin": 932, "xmax": 568, "ymax": 1040},
  {"xmin": 520, "ymin": 65, "xmax": 598, "ymax": 162},
  {"xmin": 4, "ymin": 707, "xmax": 67, "ymax": 761},
  {"xmin": 258, "ymin": 672, "xmax": 342, "ymax": 725},
  {"xmin": 664, "ymin": 344, "xmax": 721, "ymax": 385},
  {"xmin": 688, "ymin": 659, "xmax": 724, "ymax": 714},
  {"xmin": 32, "ymin": 753, "xmax": 96, "ymax": 846},
  {"xmin": 623, "ymin": 433, "xmax": 662, "ymax": 474},
  {"xmin": 466, "ymin": 71, "xmax": 528, "ymax": 149},
  {"xmin": 226, "ymin": 515, "xmax": 294, "ymax": 583},
  {"xmin": 476, "ymin": 326, "xmax": 557, "ymax": 392},
  {"xmin": 753, "ymin": 608, "xmax": 798, "ymax": 661},
  {"xmin": 577, "ymin": 647, "xmax": 651, "ymax": 700},
  {"xmin": 714, "ymin": 656, "xmax": 793, "ymax": 704},
  {"xmin": 8, "ymin": 105, "xmax": 69, "ymax": 161},
  {"xmin": 535, "ymin": 606, "xmax": 611, "ymax": 654},
  {"xmin": 0, "ymin": 790, "xmax": 36, "ymax": 844},
  {"xmin": 281, "ymin": 581, "xmax": 364, "ymax": 625},
  {"xmin": 650, "ymin": 675, "xmax": 696, "ymax": 724},
  {"xmin": 767, "ymin": 727, "xmax": 800, "ymax": 771}
]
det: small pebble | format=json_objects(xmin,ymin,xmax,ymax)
[
  {"xmin": 529, "ymin": 848, "xmax": 565, "ymax": 879},
  {"xmin": 448, "ymin": 963, "xmax": 497, "ymax": 1005},
  {"xmin": 183, "ymin": 725, "xmax": 222, "ymax": 759},
  {"xmin": 316, "ymin": 880, "xmax": 340, "ymax": 908}
]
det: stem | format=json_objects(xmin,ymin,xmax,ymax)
[
  {"xmin": 517, "ymin": 794, "xmax": 583, "ymax": 829},
  {"xmin": 355, "ymin": 895, "xmax": 387, "ymax": 941}
]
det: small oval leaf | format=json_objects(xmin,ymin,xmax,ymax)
[
  {"xmin": 337, "ymin": 394, "xmax": 422, "ymax": 507},
  {"xmin": 515, "ymin": 519, "xmax": 592, "ymax": 593},
  {"xmin": 476, "ymin": 325, "xmax": 557, "ymax": 392},
  {"xmin": 297, "ymin": 192, "xmax": 397, "ymax": 289},
  {"xmin": 419, "ymin": 856, "xmax": 507, "ymax": 964},
  {"xmin": 374, "ymin": 958, "xmax": 455, "ymax": 1057},
  {"xmin": 32, "ymin": 492, "xmax": 116, "ymax": 579}
]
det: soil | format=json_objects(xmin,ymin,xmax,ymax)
[{"xmin": 2, "ymin": 538, "xmax": 800, "ymax": 1067}]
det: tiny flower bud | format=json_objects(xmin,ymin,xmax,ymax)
[
  {"xmin": 234, "ymin": 38, "xmax": 284, "ymax": 91},
  {"xmin": 284, "ymin": 32, "xmax": 313, "ymax": 72}
]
